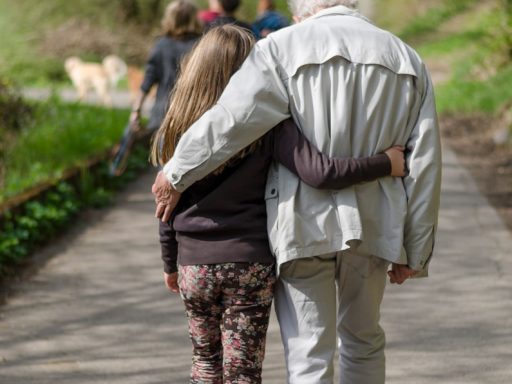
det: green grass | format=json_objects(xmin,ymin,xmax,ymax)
[
  {"xmin": 416, "ymin": 29, "xmax": 485, "ymax": 58},
  {"xmin": 1, "ymin": 98, "xmax": 129, "ymax": 202},
  {"xmin": 412, "ymin": 1, "xmax": 499, "ymax": 58},
  {"xmin": 436, "ymin": 66, "xmax": 512, "ymax": 114},
  {"xmin": 0, "ymin": 0, "xmax": 129, "ymax": 85},
  {"xmin": 434, "ymin": 8, "xmax": 512, "ymax": 115},
  {"xmin": 385, "ymin": 0, "xmax": 512, "ymax": 117},
  {"xmin": 0, "ymin": 144, "xmax": 151, "ymax": 275},
  {"xmin": 0, "ymin": 0, "xmax": 100, "ymax": 86},
  {"xmin": 397, "ymin": 0, "xmax": 478, "ymax": 42},
  {"xmin": 0, "ymin": 2, "xmax": 62, "ymax": 85}
]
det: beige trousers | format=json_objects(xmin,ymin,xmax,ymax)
[{"xmin": 274, "ymin": 246, "xmax": 389, "ymax": 384}]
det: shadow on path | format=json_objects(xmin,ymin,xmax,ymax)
[{"xmin": 1, "ymin": 148, "xmax": 512, "ymax": 383}]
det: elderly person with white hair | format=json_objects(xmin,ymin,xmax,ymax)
[{"xmin": 152, "ymin": 0, "xmax": 442, "ymax": 383}]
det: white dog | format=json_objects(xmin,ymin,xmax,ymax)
[{"xmin": 64, "ymin": 55, "xmax": 127, "ymax": 107}]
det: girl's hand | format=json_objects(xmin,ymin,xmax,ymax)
[
  {"xmin": 164, "ymin": 272, "xmax": 179, "ymax": 293},
  {"xmin": 384, "ymin": 146, "xmax": 406, "ymax": 177}
]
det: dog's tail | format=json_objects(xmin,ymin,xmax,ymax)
[{"xmin": 102, "ymin": 55, "xmax": 128, "ymax": 87}]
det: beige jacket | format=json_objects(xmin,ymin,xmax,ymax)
[{"xmin": 163, "ymin": 6, "xmax": 442, "ymax": 275}]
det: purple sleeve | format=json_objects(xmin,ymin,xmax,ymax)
[
  {"xmin": 272, "ymin": 119, "xmax": 391, "ymax": 189},
  {"xmin": 159, "ymin": 220, "xmax": 178, "ymax": 274}
]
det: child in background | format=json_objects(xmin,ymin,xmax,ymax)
[
  {"xmin": 198, "ymin": 0, "xmax": 222, "ymax": 27},
  {"xmin": 207, "ymin": 0, "xmax": 253, "ymax": 32},
  {"xmin": 151, "ymin": 25, "xmax": 405, "ymax": 384},
  {"xmin": 252, "ymin": 0, "xmax": 289, "ymax": 38}
]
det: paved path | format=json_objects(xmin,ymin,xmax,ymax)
[
  {"xmin": 4, "ymin": 86, "xmax": 512, "ymax": 383},
  {"xmin": 1, "ymin": 145, "xmax": 511, "ymax": 383}
]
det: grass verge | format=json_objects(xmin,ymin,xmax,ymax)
[
  {"xmin": 0, "ymin": 143, "xmax": 150, "ymax": 279},
  {"xmin": 395, "ymin": 0, "xmax": 512, "ymax": 116},
  {"xmin": 1, "ymin": 97, "xmax": 129, "ymax": 202}
]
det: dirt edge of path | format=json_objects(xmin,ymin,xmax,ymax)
[{"xmin": 441, "ymin": 113, "xmax": 512, "ymax": 230}]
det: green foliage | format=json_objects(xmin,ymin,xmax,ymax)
[
  {"xmin": 0, "ymin": 79, "xmax": 34, "ymax": 194},
  {"xmin": 483, "ymin": 0, "xmax": 512, "ymax": 64},
  {"xmin": 417, "ymin": 30, "xmax": 485, "ymax": 58},
  {"xmin": 398, "ymin": 0, "xmax": 477, "ymax": 42},
  {"xmin": 504, "ymin": 0, "xmax": 512, "ymax": 59},
  {"xmin": 420, "ymin": 4, "xmax": 512, "ymax": 115},
  {"xmin": 0, "ymin": 143, "xmax": 150, "ymax": 276},
  {"xmin": 436, "ymin": 66, "xmax": 512, "ymax": 114},
  {"xmin": 386, "ymin": 0, "xmax": 512, "ymax": 116},
  {"xmin": 1, "ymin": 97, "xmax": 128, "ymax": 202},
  {"xmin": 0, "ymin": 182, "xmax": 80, "ymax": 271},
  {"xmin": 0, "ymin": 77, "xmax": 149, "ymax": 277},
  {"xmin": 0, "ymin": 1, "xmax": 68, "ymax": 86},
  {"xmin": 0, "ymin": 79, "xmax": 34, "ymax": 133}
]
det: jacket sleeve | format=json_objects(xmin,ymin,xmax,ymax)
[
  {"xmin": 272, "ymin": 119, "xmax": 391, "ymax": 189},
  {"xmin": 159, "ymin": 220, "xmax": 178, "ymax": 274},
  {"xmin": 141, "ymin": 41, "xmax": 161, "ymax": 93},
  {"xmin": 163, "ymin": 39, "xmax": 290, "ymax": 192},
  {"xmin": 403, "ymin": 65, "xmax": 442, "ymax": 276}
]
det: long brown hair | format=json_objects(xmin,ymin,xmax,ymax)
[
  {"xmin": 151, "ymin": 25, "xmax": 257, "ymax": 171},
  {"xmin": 161, "ymin": 0, "xmax": 203, "ymax": 38}
]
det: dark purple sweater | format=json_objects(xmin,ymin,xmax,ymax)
[{"xmin": 159, "ymin": 119, "xmax": 391, "ymax": 273}]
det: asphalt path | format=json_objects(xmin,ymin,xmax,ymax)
[{"xmin": 2, "ymin": 88, "xmax": 511, "ymax": 383}]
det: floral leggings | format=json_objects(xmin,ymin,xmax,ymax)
[{"xmin": 178, "ymin": 262, "xmax": 276, "ymax": 384}]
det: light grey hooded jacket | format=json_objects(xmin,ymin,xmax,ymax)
[{"xmin": 163, "ymin": 5, "xmax": 442, "ymax": 276}]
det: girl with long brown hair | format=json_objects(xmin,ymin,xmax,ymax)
[{"xmin": 151, "ymin": 25, "xmax": 405, "ymax": 383}]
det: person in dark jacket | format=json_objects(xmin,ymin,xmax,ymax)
[
  {"xmin": 130, "ymin": 0, "xmax": 202, "ymax": 131},
  {"xmin": 150, "ymin": 25, "xmax": 406, "ymax": 384}
]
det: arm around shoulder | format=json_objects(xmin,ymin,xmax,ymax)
[
  {"xmin": 164, "ymin": 41, "xmax": 290, "ymax": 192},
  {"xmin": 272, "ymin": 119, "xmax": 393, "ymax": 189}
]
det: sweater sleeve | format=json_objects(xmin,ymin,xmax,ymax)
[
  {"xmin": 159, "ymin": 220, "xmax": 178, "ymax": 274},
  {"xmin": 141, "ymin": 42, "xmax": 161, "ymax": 93},
  {"xmin": 272, "ymin": 119, "xmax": 391, "ymax": 189}
]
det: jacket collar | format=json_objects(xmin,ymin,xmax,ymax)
[{"xmin": 310, "ymin": 5, "xmax": 371, "ymax": 23}]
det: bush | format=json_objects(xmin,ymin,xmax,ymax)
[
  {"xmin": 0, "ymin": 182, "xmax": 80, "ymax": 270},
  {"xmin": 0, "ymin": 79, "xmax": 34, "ymax": 192},
  {"xmin": 1, "ymin": 96, "xmax": 129, "ymax": 202},
  {"xmin": 0, "ymin": 79, "xmax": 33, "ymax": 134}
]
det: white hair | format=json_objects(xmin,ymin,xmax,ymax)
[{"xmin": 287, "ymin": 0, "xmax": 358, "ymax": 19}]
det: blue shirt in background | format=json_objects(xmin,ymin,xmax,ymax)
[{"xmin": 252, "ymin": 10, "xmax": 289, "ymax": 39}]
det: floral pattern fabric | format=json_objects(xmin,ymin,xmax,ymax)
[{"xmin": 179, "ymin": 262, "xmax": 276, "ymax": 384}]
